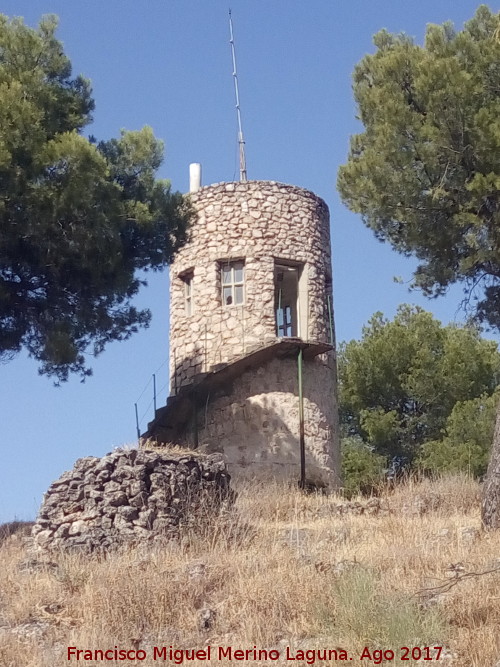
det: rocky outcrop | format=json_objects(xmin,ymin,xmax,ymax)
[{"xmin": 32, "ymin": 448, "xmax": 232, "ymax": 552}]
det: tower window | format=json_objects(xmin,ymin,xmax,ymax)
[
  {"xmin": 181, "ymin": 271, "xmax": 193, "ymax": 315},
  {"xmin": 274, "ymin": 263, "xmax": 301, "ymax": 337},
  {"xmin": 221, "ymin": 260, "xmax": 245, "ymax": 306}
]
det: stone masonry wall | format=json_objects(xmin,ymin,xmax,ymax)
[
  {"xmin": 179, "ymin": 357, "xmax": 340, "ymax": 487},
  {"xmin": 31, "ymin": 449, "xmax": 232, "ymax": 552},
  {"xmin": 169, "ymin": 181, "xmax": 334, "ymax": 392}
]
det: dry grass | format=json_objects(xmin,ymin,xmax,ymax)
[{"xmin": 0, "ymin": 473, "xmax": 499, "ymax": 666}]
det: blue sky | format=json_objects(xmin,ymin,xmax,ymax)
[{"xmin": 0, "ymin": 0, "xmax": 495, "ymax": 521}]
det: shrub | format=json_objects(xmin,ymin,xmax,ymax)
[
  {"xmin": 0, "ymin": 520, "xmax": 34, "ymax": 545},
  {"xmin": 332, "ymin": 568, "xmax": 445, "ymax": 648},
  {"xmin": 342, "ymin": 436, "xmax": 386, "ymax": 497}
]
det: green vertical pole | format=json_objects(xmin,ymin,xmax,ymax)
[
  {"xmin": 204, "ymin": 325, "xmax": 208, "ymax": 371},
  {"xmin": 192, "ymin": 402, "xmax": 199, "ymax": 449},
  {"xmin": 298, "ymin": 347, "xmax": 306, "ymax": 489},
  {"xmin": 277, "ymin": 287, "xmax": 282, "ymax": 336},
  {"xmin": 173, "ymin": 349, "xmax": 178, "ymax": 395},
  {"xmin": 134, "ymin": 403, "xmax": 140, "ymax": 441}
]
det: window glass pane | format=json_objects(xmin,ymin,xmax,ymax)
[
  {"xmin": 223, "ymin": 286, "xmax": 233, "ymax": 305},
  {"xmin": 185, "ymin": 298, "xmax": 192, "ymax": 316},
  {"xmin": 234, "ymin": 285, "xmax": 244, "ymax": 304},
  {"xmin": 234, "ymin": 263, "xmax": 244, "ymax": 283},
  {"xmin": 222, "ymin": 266, "xmax": 232, "ymax": 284}
]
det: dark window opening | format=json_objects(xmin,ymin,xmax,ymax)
[
  {"xmin": 275, "ymin": 264, "xmax": 300, "ymax": 337},
  {"xmin": 180, "ymin": 271, "xmax": 193, "ymax": 316}
]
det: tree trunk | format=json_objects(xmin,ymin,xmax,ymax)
[{"xmin": 481, "ymin": 404, "xmax": 500, "ymax": 528}]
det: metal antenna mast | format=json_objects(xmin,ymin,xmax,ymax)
[{"xmin": 229, "ymin": 9, "xmax": 247, "ymax": 182}]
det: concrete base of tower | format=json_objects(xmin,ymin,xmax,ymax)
[{"xmin": 144, "ymin": 343, "xmax": 340, "ymax": 489}]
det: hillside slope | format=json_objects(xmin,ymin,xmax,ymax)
[{"xmin": 0, "ymin": 476, "xmax": 498, "ymax": 666}]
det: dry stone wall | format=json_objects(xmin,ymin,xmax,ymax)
[
  {"xmin": 170, "ymin": 181, "xmax": 334, "ymax": 391},
  {"xmin": 31, "ymin": 448, "xmax": 232, "ymax": 552}
]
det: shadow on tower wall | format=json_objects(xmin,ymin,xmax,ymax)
[{"xmin": 156, "ymin": 350, "xmax": 335, "ymax": 486}]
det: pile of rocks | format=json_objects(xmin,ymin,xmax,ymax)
[{"xmin": 32, "ymin": 448, "xmax": 233, "ymax": 552}]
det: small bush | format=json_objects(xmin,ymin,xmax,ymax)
[
  {"xmin": 332, "ymin": 568, "xmax": 445, "ymax": 648},
  {"xmin": 418, "ymin": 438, "xmax": 489, "ymax": 478},
  {"xmin": 0, "ymin": 521, "xmax": 34, "ymax": 545},
  {"xmin": 342, "ymin": 436, "xmax": 386, "ymax": 497}
]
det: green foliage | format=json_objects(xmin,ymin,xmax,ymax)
[
  {"xmin": 0, "ymin": 15, "xmax": 192, "ymax": 380},
  {"xmin": 341, "ymin": 436, "xmax": 387, "ymax": 497},
  {"xmin": 339, "ymin": 305, "xmax": 500, "ymax": 463},
  {"xmin": 337, "ymin": 6, "xmax": 500, "ymax": 329},
  {"xmin": 418, "ymin": 391, "xmax": 499, "ymax": 476},
  {"xmin": 325, "ymin": 568, "xmax": 445, "ymax": 648}
]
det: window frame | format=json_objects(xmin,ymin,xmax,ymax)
[
  {"xmin": 180, "ymin": 270, "xmax": 194, "ymax": 316},
  {"xmin": 220, "ymin": 259, "xmax": 245, "ymax": 307},
  {"xmin": 274, "ymin": 260, "xmax": 304, "ymax": 338}
]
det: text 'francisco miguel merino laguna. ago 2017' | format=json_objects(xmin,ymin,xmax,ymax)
[{"xmin": 67, "ymin": 644, "xmax": 446, "ymax": 664}]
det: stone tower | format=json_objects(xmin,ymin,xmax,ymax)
[{"xmin": 145, "ymin": 174, "xmax": 340, "ymax": 487}]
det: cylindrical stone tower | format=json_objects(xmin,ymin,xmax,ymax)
[{"xmin": 146, "ymin": 179, "xmax": 340, "ymax": 487}]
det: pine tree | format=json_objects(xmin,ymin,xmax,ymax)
[
  {"xmin": 337, "ymin": 6, "xmax": 500, "ymax": 526},
  {"xmin": 0, "ymin": 15, "xmax": 192, "ymax": 381}
]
